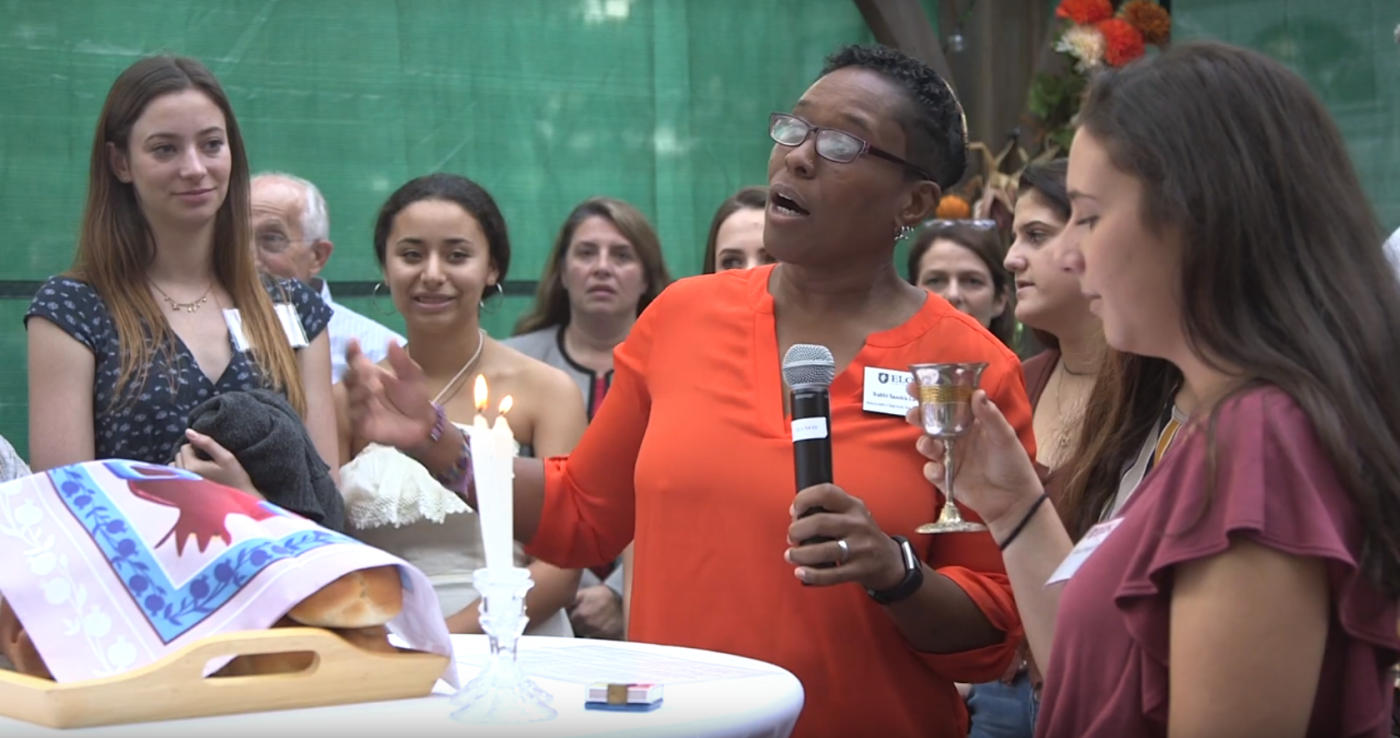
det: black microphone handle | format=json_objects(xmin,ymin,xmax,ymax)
[{"xmin": 792, "ymin": 387, "xmax": 836, "ymax": 568}]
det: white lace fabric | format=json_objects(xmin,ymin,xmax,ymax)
[{"xmin": 341, "ymin": 423, "xmax": 509, "ymax": 530}]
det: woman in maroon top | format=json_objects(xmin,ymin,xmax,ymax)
[
  {"xmin": 913, "ymin": 42, "xmax": 1400, "ymax": 737},
  {"xmin": 963, "ymin": 159, "xmax": 1103, "ymax": 737}
]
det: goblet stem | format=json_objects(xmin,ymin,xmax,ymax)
[
  {"xmin": 944, "ymin": 437, "xmax": 957, "ymax": 516},
  {"xmin": 916, "ymin": 435, "xmax": 987, "ymax": 533}
]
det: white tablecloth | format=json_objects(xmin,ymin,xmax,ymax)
[{"xmin": 1, "ymin": 635, "xmax": 805, "ymax": 737}]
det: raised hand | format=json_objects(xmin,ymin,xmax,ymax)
[{"xmin": 341, "ymin": 339, "xmax": 437, "ymax": 452}]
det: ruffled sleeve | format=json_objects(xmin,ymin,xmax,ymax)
[{"xmin": 1112, "ymin": 387, "xmax": 1400, "ymax": 735}]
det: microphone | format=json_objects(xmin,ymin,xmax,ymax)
[{"xmin": 782, "ymin": 344, "xmax": 837, "ymax": 569}]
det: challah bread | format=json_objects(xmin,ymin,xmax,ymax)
[
  {"xmin": 0, "ymin": 564, "xmax": 406, "ymax": 680},
  {"xmin": 286, "ymin": 565, "xmax": 404, "ymax": 628}
]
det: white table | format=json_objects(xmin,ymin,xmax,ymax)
[{"xmin": 2, "ymin": 635, "xmax": 805, "ymax": 737}]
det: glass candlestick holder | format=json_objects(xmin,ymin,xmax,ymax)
[{"xmin": 448, "ymin": 566, "xmax": 557, "ymax": 724}]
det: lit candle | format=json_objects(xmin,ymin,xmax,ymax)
[
  {"xmin": 483, "ymin": 395, "xmax": 516, "ymax": 573},
  {"xmin": 469, "ymin": 375, "xmax": 518, "ymax": 574},
  {"xmin": 469, "ymin": 376, "xmax": 507, "ymax": 570},
  {"xmin": 494, "ymin": 396, "xmax": 516, "ymax": 468}
]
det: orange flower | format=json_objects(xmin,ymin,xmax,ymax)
[
  {"xmin": 1120, "ymin": 0, "xmax": 1171, "ymax": 46},
  {"xmin": 1056, "ymin": 0, "xmax": 1113, "ymax": 26},
  {"xmin": 936, "ymin": 195, "xmax": 971, "ymax": 220},
  {"xmin": 1098, "ymin": 18, "xmax": 1146, "ymax": 67}
]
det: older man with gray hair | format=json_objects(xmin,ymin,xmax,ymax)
[{"xmin": 251, "ymin": 172, "xmax": 403, "ymax": 383}]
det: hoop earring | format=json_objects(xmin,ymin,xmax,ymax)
[
  {"xmin": 895, "ymin": 224, "xmax": 914, "ymax": 243},
  {"xmin": 371, "ymin": 282, "xmax": 394, "ymax": 317},
  {"xmin": 478, "ymin": 282, "xmax": 505, "ymax": 314}
]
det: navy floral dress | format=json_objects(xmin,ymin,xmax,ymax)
[{"xmin": 25, "ymin": 276, "xmax": 332, "ymax": 465}]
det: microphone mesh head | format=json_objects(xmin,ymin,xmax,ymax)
[{"xmin": 782, "ymin": 344, "xmax": 836, "ymax": 389}]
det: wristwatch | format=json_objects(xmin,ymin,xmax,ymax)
[{"xmin": 865, "ymin": 535, "xmax": 924, "ymax": 605}]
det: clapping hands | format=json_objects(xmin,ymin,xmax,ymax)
[{"xmin": 341, "ymin": 340, "xmax": 438, "ymax": 452}]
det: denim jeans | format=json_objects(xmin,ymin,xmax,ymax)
[{"xmin": 966, "ymin": 671, "xmax": 1038, "ymax": 738}]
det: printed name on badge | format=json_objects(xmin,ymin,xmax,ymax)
[
  {"xmin": 862, "ymin": 366, "xmax": 918, "ymax": 416},
  {"xmin": 1045, "ymin": 518, "xmax": 1122, "ymax": 586}
]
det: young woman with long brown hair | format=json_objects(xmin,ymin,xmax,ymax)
[
  {"xmin": 962, "ymin": 159, "xmax": 1102, "ymax": 738},
  {"xmin": 906, "ymin": 220, "xmax": 1016, "ymax": 349},
  {"xmin": 26, "ymin": 56, "xmax": 337, "ymax": 491},
  {"xmin": 915, "ymin": 42, "xmax": 1400, "ymax": 735}
]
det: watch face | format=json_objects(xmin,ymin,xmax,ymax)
[
  {"xmin": 866, "ymin": 536, "xmax": 924, "ymax": 605},
  {"xmin": 898, "ymin": 538, "xmax": 918, "ymax": 570}
]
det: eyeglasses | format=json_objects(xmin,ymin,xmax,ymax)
[
  {"xmin": 926, "ymin": 218, "xmax": 998, "ymax": 230},
  {"xmin": 769, "ymin": 113, "xmax": 935, "ymax": 182},
  {"xmin": 255, "ymin": 231, "xmax": 300, "ymax": 254}
]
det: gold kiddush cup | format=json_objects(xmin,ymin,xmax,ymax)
[{"xmin": 910, "ymin": 362, "xmax": 988, "ymax": 534}]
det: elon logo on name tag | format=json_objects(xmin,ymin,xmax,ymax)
[{"xmin": 862, "ymin": 366, "xmax": 917, "ymax": 416}]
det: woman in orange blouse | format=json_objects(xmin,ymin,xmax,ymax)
[{"xmin": 343, "ymin": 44, "xmax": 1034, "ymax": 737}]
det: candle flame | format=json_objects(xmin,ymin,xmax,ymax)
[
  {"xmin": 474, "ymin": 375, "xmax": 489, "ymax": 412},
  {"xmin": 498, "ymin": 395, "xmax": 513, "ymax": 415}
]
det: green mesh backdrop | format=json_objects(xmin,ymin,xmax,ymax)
[
  {"xmin": 1174, "ymin": 0, "xmax": 1400, "ymax": 232},
  {"xmin": 0, "ymin": 0, "xmax": 880, "ymax": 459},
  {"xmin": 0, "ymin": 0, "xmax": 1395, "ymax": 460}
]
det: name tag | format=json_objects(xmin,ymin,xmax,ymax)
[
  {"xmin": 222, "ymin": 308, "xmax": 250, "ymax": 352},
  {"xmin": 862, "ymin": 367, "xmax": 917, "ymax": 416},
  {"xmin": 1046, "ymin": 518, "xmax": 1122, "ymax": 586},
  {"xmin": 275, "ymin": 303, "xmax": 309, "ymax": 348}
]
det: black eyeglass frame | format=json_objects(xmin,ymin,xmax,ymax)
[{"xmin": 769, "ymin": 112, "xmax": 936, "ymax": 183}]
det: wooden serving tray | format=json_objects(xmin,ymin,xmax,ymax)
[{"xmin": 0, "ymin": 627, "xmax": 450, "ymax": 729}]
